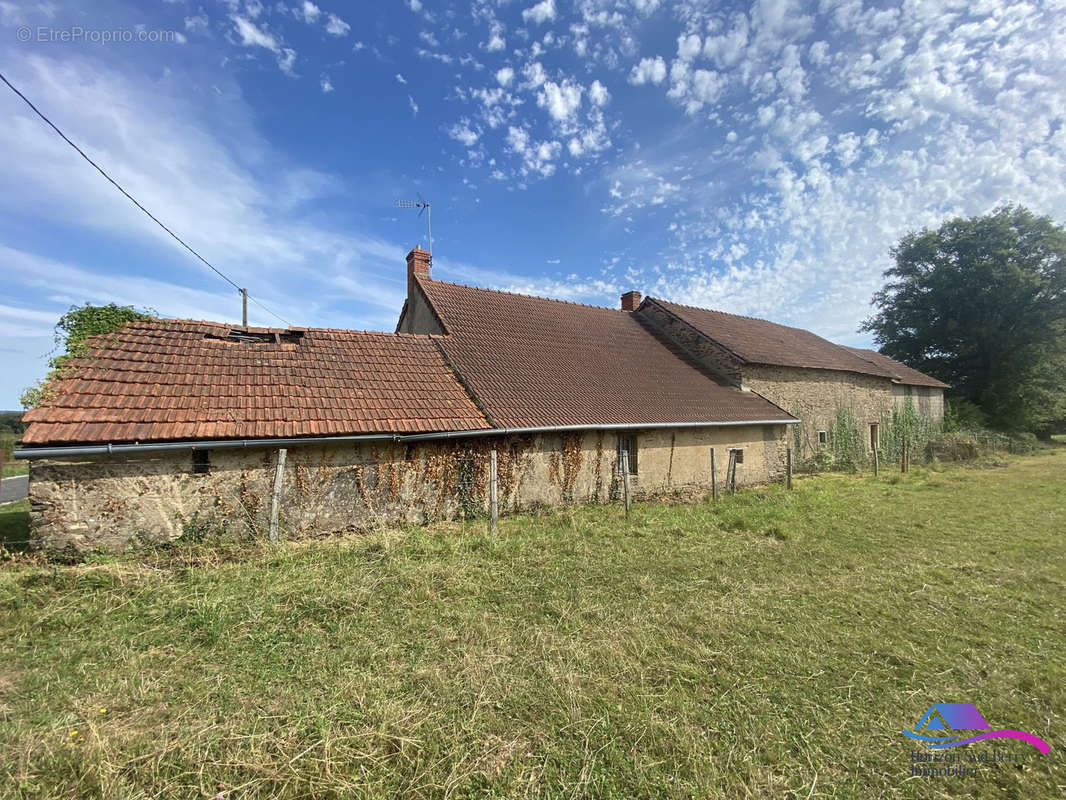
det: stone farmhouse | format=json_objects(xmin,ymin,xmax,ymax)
[{"xmin": 19, "ymin": 248, "xmax": 944, "ymax": 552}]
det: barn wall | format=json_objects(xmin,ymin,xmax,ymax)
[
  {"xmin": 741, "ymin": 365, "xmax": 896, "ymax": 457},
  {"xmin": 28, "ymin": 424, "xmax": 789, "ymax": 552},
  {"xmin": 893, "ymin": 384, "xmax": 945, "ymax": 420}
]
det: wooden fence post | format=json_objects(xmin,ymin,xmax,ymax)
[
  {"xmin": 710, "ymin": 447, "xmax": 718, "ymax": 502},
  {"xmin": 268, "ymin": 448, "xmax": 287, "ymax": 544},
  {"xmin": 785, "ymin": 447, "xmax": 792, "ymax": 490},
  {"xmin": 0, "ymin": 446, "xmax": 5, "ymax": 498},
  {"xmin": 726, "ymin": 449, "xmax": 737, "ymax": 495},
  {"xmin": 621, "ymin": 449, "xmax": 632, "ymax": 516},
  {"xmin": 901, "ymin": 439, "xmax": 909, "ymax": 473},
  {"xmin": 873, "ymin": 444, "xmax": 879, "ymax": 477},
  {"xmin": 489, "ymin": 448, "xmax": 499, "ymax": 534}
]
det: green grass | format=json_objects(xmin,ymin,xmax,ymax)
[
  {"xmin": 0, "ymin": 454, "xmax": 1064, "ymax": 799},
  {"xmin": 0, "ymin": 500, "xmax": 29, "ymax": 550},
  {"xmin": 1, "ymin": 432, "xmax": 26, "ymax": 477},
  {"xmin": 1, "ymin": 462, "xmax": 27, "ymax": 478}
]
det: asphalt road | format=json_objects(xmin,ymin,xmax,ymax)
[{"xmin": 0, "ymin": 474, "xmax": 28, "ymax": 504}]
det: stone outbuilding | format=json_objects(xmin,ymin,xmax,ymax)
[
  {"xmin": 629, "ymin": 296, "xmax": 947, "ymax": 456},
  {"xmin": 18, "ymin": 247, "xmax": 946, "ymax": 552}
]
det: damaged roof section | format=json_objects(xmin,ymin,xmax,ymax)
[
  {"xmin": 413, "ymin": 277, "xmax": 798, "ymax": 429},
  {"xmin": 21, "ymin": 319, "xmax": 489, "ymax": 445}
]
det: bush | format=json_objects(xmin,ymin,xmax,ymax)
[
  {"xmin": 879, "ymin": 398, "xmax": 941, "ymax": 466},
  {"xmin": 943, "ymin": 398, "xmax": 987, "ymax": 432}
]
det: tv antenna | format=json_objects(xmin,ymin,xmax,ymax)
[{"xmin": 395, "ymin": 194, "xmax": 432, "ymax": 256}]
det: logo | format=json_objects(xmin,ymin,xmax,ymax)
[{"xmin": 903, "ymin": 702, "xmax": 1049, "ymax": 753}]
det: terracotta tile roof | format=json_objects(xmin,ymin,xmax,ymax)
[
  {"xmin": 22, "ymin": 319, "xmax": 488, "ymax": 445},
  {"xmin": 647, "ymin": 298, "xmax": 907, "ymax": 379},
  {"xmin": 415, "ymin": 277, "xmax": 797, "ymax": 428},
  {"xmin": 841, "ymin": 347, "xmax": 950, "ymax": 388}
]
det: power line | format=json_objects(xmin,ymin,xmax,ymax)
[{"xmin": 0, "ymin": 70, "xmax": 292, "ymax": 328}]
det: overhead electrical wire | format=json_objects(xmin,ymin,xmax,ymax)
[{"xmin": 0, "ymin": 70, "xmax": 293, "ymax": 327}]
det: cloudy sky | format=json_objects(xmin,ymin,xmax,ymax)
[{"xmin": 1, "ymin": 0, "xmax": 1064, "ymax": 408}]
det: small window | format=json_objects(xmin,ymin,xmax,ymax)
[
  {"xmin": 192, "ymin": 450, "xmax": 211, "ymax": 475},
  {"xmin": 818, "ymin": 430, "xmax": 828, "ymax": 445},
  {"xmin": 617, "ymin": 435, "xmax": 638, "ymax": 475},
  {"xmin": 731, "ymin": 447, "xmax": 744, "ymax": 464}
]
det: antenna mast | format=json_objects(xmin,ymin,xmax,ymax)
[{"xmin": 395, "ymin": 194, "xmax": 432, "ymax": 255}]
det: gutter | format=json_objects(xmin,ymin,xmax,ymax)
[
  {"xmin": 396, "ymin": 419, "xmax": 798, "ymax": 442},
  {"xmin": 14, "ymin": 418, "xmax": 798, "ymax": 460},
  {"xmin": 14, "ymin": 433, "xmax": 397, "ymax": 460}
]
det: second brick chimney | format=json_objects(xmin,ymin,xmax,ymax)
[
  {"xmin": 406, "ymin": 247, "xmax": 431, "ymax": 281},
  {"xmin": 620, "ymin": 291, "xmax": 642, "ymax": 311}
]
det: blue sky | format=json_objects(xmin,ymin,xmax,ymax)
[{"xmin": 1, "ymin": 0, "xmax": 1064, "ymax": 409}]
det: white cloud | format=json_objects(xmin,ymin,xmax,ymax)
[
  {"xmin": 277, "ymin": 48, "xmax": 297, "ymax": 75},
  {"xmin": 537, "ymin": 79, "xmax": 583, "ymax": 123},
  {"xmin": 449, "ymin": 121, "xmax": 480, "ymax": 147},
  {"xmin": 522, "ymin": 0, "xmax": 556, "ymax": 24},
  {"xmin": 523, "ymin": 61, "xmax": 548, "ymax": 88},
  {"xmin": 231, "ymin": 15, "xmax": 277, "ymax": 50},
  {"xmin": 588, "ymin": 79, "xmax": 610, "ymax": 106},
  {"xmin": 325, "ymin": 13, "xmax": 350, "ymax": 36},
  {"xmin": 185, "ymin": 14, "xmax": 208, "ymax": 32},
  {"xmin": 320, "ymin": 74, "xmax": 333, "ymax": 93},
  {"xmin": 496, "ymin": 66, "xmax": 515, "ymax": 87},
  {"xmin": 395, "ymin": 73, "xmax": 407, "ymax": 84},
  {"xmin": 297, "ymin": 1, "xmax": 320, "ymax": 24},
  {"xmin": 408, "ymin": 95, "xmax": 419, "ymax": 116},
  {"xmin": 629, "ymin": 56, "xmax": 667, "ymax": 85},
  {"xmin": 230, "ymin": 15, "xmax": 296, "ymax": 74},
  {"xmin": 677, "ymin": 33, "xmax": 701, "ymax": 61},
  {"xmin": 484, "ymin": 20, "xmax": 506, "ymax": 52},
  {"xmin": 406, "ymin": 0, "xmax": 422, "ymax": 11}
]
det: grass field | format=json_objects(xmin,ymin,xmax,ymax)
[
  {"xmin": 0, "ymin": 500, "xmax": 29, "ymax": 548},
  {"xmin": 1, "ymin": 432, "xmax": 27, "ymax": 477},
  {"xmin": 0, "ymin": 454, "xmax": 1063, "ymax": 799}
]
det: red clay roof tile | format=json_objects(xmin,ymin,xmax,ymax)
[
  {"xmin": 647, "ymin": 298, "xmax": 945, "ymax": 388},
  {"xmin": 841, "ymin": 347, "xmax": 949, "ymax": 388},
  {"xmin": 416, "ymin": 277, "xmax": 796, "ymax": 428},
  {"xmin": 22, "ymin": 319, "xmax": 488, "ymax": 445}
]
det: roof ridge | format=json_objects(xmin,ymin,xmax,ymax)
[
  {"xmin": 124, "ymin": 317, "xmax": 447, "ymax": 339},
  {"xmin": 647, "ymin": 296, "xmax": 824, "ymax": 336},
  {"xmin": 422, "ymin": 276, "xmax": 627, "ymax": 314}
]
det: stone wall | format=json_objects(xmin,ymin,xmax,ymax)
[
  {"xmin": 396, "ymin": 282, "xmax": 444, "ymax": 335},
  {"xmin": 893, "ymin": 384, "xmax": 945, "ymax": 420},
  {"xmin": 28, "ymin": 424, "xmax": 789, "ymax": 552},
  {"xmin": 634, "ymin": 303, "xmax": 744, "ymax": 385},
  {"xmin": 741, "ymin": 365, "xmax": 896, "ymax": 457}
]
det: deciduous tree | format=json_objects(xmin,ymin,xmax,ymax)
[{"xmin": 863, "ymin": 206, "xmax": 1066, "ymax": 435}]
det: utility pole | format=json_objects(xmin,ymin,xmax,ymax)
[{"xmin": 241, "ymin": 288, "xmax": 248, "ymax": 328}]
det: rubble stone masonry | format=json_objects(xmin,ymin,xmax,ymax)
[{"xmin": 29, "ymin": 424, "xmax": 789, "ymax": 552}]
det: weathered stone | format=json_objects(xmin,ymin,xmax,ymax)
[{"xmin": 29, "ymin": 425, "xmax": 790, "ymax": 552}]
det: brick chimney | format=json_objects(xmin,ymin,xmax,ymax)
[
  {"xmin": 406, "ymin": 247, "xmax": 431, "ymax": 281},
  {"xmin": 620, "ymin": 291, "xmax": 642, "ymax": 311}
]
